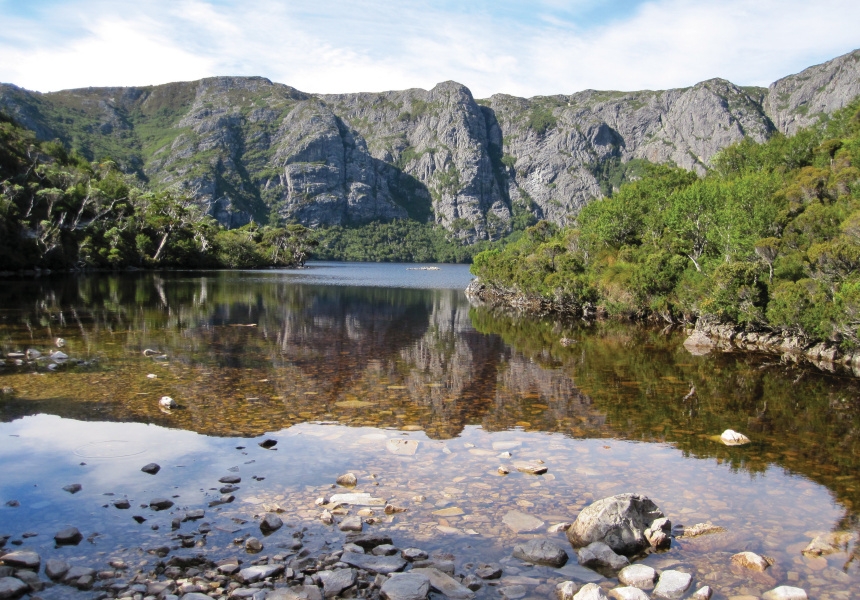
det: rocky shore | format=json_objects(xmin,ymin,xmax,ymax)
[
  {"xmin": 3, "ymin": 483, "xmax": 849, "ymax": 600},
  {"xmin": 465, "ymin": 280, "xmax": 860, "ymax": 377}
]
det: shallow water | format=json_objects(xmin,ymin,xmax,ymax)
[{"xmin": 0, "ymin": 264, "xmax": 859, "ymax": 599}]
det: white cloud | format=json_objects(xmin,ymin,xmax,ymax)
[{"xmin": 0, "ymin": 0, "xmax": 857, "ymax": 97}]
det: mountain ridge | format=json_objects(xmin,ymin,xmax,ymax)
[{"xmin": 1, "ymin": 48, "xmax": 858, "ymax": 241}]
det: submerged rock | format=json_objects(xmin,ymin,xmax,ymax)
[
  {"xmin": 762, "ymin": 586, "xmax": 808, "ymax": 600},
  {"xmin": 576, "ymin": 541, "xmax": 629, "ymax": 571},
  {"xmin": 511, "ymin": 539, "xmax": 568, "ymax": 567},
  {"xmin": 54, "ymin": 527, "xmax": 83, "ymax": 545},
  {"xmin": 567, "ymin": 493, "xmax": 665, "ymax": 555},
  {"xmin": 731, "ymin": 551, "xmax": 771, "ymax": 571},
  {"xmin": 380, "ymin": 572, "xmax": 430, "ymax": 600},
  {"xmin": 502, "ymin": 510, "xmax": 544, "ymax": 533}
]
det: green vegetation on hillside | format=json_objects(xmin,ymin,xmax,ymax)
[
  {"xmin": 0, "ymin": 112, "xmax": 316, "ymax": 271},
  {"xmin": 471, "ymin": 98, "xmax": 860, "ymax": 348}
]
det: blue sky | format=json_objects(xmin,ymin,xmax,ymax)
[{"xmin": 0, "ymin": 0, "xmax": 858, "ymax": 97}]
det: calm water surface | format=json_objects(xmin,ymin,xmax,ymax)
[{"xmin": 0, "ymin": 263, "xmax": 859, "ymax": 599}]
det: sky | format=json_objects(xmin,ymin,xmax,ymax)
[{"xmin": 0, "ymin": 0, "xmax": 858, "ymax": 98}]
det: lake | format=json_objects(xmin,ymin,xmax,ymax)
[{"xmin": 0, "ymin": 262, "xmax": 858, "ymax": 600}]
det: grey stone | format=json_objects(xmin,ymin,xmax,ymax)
[
  {"xmin": 63, "ymin": 483, "xmax": 82, "ymax": 494},
  {"xmin": 577, "ymin": 541, "xmax": 629, "ymax": 571},
  {"xmin": 499, "ymin": 585, "xmax": 526, "ymax": 599},
  {"xmin": 239, "ymin": 564, "xmax": 284, "ymax": 583},
  {"xmin": 62, "ymin": 566, "xmax": 96, "ymax": 584},
  {"xmin": 0, "ymin": 577, "xmax": 27, "ymax": 600},
  {"xmin": 690, "ymin": 586, "xmax": 713, "ymax": 600},
  {"xmin": 410, "ymin": 567, "xmax": 475, "ymax": 599},
  {"xmin": 336, "ymin": 473, "xmax": 357, "ymax": 486},
  {"xmin": 149, "ymin": 498, "xmax": 174, "ymax": 511},
  {"xmin": 246, "ymin": 537, "xmax": 263, "ymax": 553},
  {"xmin": 557, "ymin": 581, "xmax": 579, "ymax": 600},
  {"xmin": 260, "ymin": 513, "xmax": 283, "ymax": 534},
  {"xmin": 44, "ymin": 558, "xmax": 70, "ymax": 580},
  {"xmin": 567, "ymin": 493, "xmax": 664, "ymax": 555},
  {"xmin": 338, "ymin": 516, "xmax": 363, "ymax": 532},
  {"xmin": 318, "ymin": 568, "xmax": 356, "ymax": 598},
  {"xmin": 141, "ymin": 463, "xmax": 161, "ymax": 474},
  {"xmin": 339, "ymin": 552, "xmax": 406, "ymax": 575},
  {"xmin": 184, "ymin": 509, "xmax": 205, "ymax": 521},
  {"xmin": 609, "ymin": 587, "xmax": 650, "ymax": 600},
  {"xmin": 511, "ymin": 539, "xmax": 568, "ymax": 567},
  {"xmin": 371, "ymin": 544, "xmax": 398, "ymax": 556},
  {"xmin": 652, "ymin": 570, "xmax": 692, "ymax": 599},
  {"xmin": 381, "ymin": 572, "xmax": 430, "ymax": 600},
  {"xmin": 401, "ymin": 548, "xmax": 428, "ymax": 561},
  {"xmin": 475, "ymin": 563, "xmax": 502, "ymax": 579},
  {"xmin": 219, "ymin": 475, "xmax": 241, "ymax": 484},
  {"xmin": 731, "ymin": 551, "xmax": 770, "ymax": 572},
  {"xmin": 617, "ymin": 564, "xmax": 656, "ymax": 589},
  {"xmin": 345, "ymin": 533, "xmax": 392, "ymax": 550},
  {"xmin": 54, "ymin": 526, "xmax": 83, "ymax": 545},
  {"xmin": 113, "ymin": 498, "xmax": 130, "ymax": 509},
  {"xmin": 0, "ymin": 552, "xmax": 40, "ymax": 570},
  {"xmin": 573, "ymin": 583, "xmax": 610, "ymax": 600}
]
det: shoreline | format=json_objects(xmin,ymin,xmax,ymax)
[{"xmin": 465, "ymin": 279, "xmax": 860, "ymax": 377}]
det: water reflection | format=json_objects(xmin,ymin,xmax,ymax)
[{"xmin": 1, "ymin": 270, "xmax": 859, "ymax": 598}]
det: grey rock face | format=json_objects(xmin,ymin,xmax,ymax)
[
  {"xmin": 652, "ymin": 570, "xmax": 692, "ymax": 599},
  {"xmin": 0, "ymin": 552, "xmax": 40, "ymax": 570},
  {"xmin": 380, "ymin": 572, "xmax": 430, "ymax": 600},
  {"xmin": 260, "ymin": 513, "xmax": 283, "ymax": 534},
  {"xmin": 54, "ymin": 527, "xmax": 83, "ymax": 545},
  {"xmin": 0, "ymin": 49, "xmax": 856, "ymax": 236},
  {"xmin": 567, "ymin": 493, "xmax": 664, "ymax": 555},
  {"xmin": 317, "ymin": 568, "xmax": 356, "ymax": 598},
  {"xmin": 339, "ymin": 552, "xmax": 406, "ymax": 575},
  {"xmin": 576, "ymin": 541, "xmax": 630, "ymax": 571},
  {"xmin": 0, "ymin": 577, "xmax": 28, "ymax": 600}
]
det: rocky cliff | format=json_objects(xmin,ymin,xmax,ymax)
[{"xmin": 1, "ymin": 49, "xmax": 858, "ymax": 241}]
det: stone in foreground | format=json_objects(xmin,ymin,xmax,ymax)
[
  {"xmin": 512, "ymin": 539, "xmax": 568, "ymax": 567},
  {"xmin": 318, "ymin": 568, "xmax": 357, "ymax": 598},
  {"xmin": 0, "ymin": 577, "xmax": 28, "ymax": 600},
  {"xmin": 567, "ymin": 493, "xmax": 664, "ymax": 555},
  {"xmin": 573, "ymin": 583, "xmax": 610, "ymax": 600},
  {"xmin": 577, "ymin": 541, "xmax": 629, "ymax": 571},
  {"xmin": 410, "ymin": 567, "xmax": 475, "ymax": 599},
  {"xmin": 340, "ymin": 552, "xmax": 407, "ymax": 575},
  {"xmin": 0, "ymin": 552, "xmax": 40, "ymax": 570},
  {"xmin": 381, "ymin": 572, "xmax": 430, "ymax": 600},
  {"xmin": 762, "ymin": 586, "xmax": 808, "ymax": 600},
  {"xmin": 260, "ymin": 513, "xmax": 283, "ymax": 534},
  {"xmin": 652, "ymin": 570, "xmax": 692, "ymax": 599},
  {"xmin": 609, "ymin": 587, "xmax": 650, "ymax": 600},
  {"xmin": 617, "ymin": 564, "xmax": 656, "ymax": 589}
]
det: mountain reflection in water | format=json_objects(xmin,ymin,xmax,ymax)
[{"xmin": 0, "ymin": 267, "xmax": 859, "ymax": 598}]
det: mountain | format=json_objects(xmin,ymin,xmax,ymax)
[{"xmin": 1, "ymin": 49, "xmax": 858, "ymax": 242}]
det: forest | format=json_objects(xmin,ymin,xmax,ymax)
[{"xmin": 471, "ymin": 98, "xmax": 860, "ymax": 348}]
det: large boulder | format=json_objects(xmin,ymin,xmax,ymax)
[{"xmin": 567, "ymin": 494, "xmax": 665, "ymax": 555}]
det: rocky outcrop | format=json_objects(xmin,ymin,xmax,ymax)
[{"xmin": 0, "ymin": 49, "xmax": 857, "ymax": 235}]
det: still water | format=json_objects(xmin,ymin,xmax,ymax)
[{"xmin": 0, "ymin": 263, "xmax": 859, "ymax": 599}]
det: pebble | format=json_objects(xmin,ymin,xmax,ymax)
[
  {"xmin": 731, "ymin": 551, "xmax": 771, "ymax": 572},
  {"xmin": 691, "ymin": 586, "xmax": 713, "ymax": 599},
  {"xmin": 720, "ymin": 429, "xmax": 751, "ymax": 445},
  {"xmin": 245, "ymin": 537, "xmax": 263, "ymax": 553},
  {"xmin": 577, "ymin": 541, "xmax": 629, "ymax": 571},
  {"xmin": 318, "ymin": 568, "xmax": 357, "ymax": 597},
  {"xmin": 762, "ymin": 586, "xmax": 808, "ymax": 600},
  {"xmin": 140, "ymin": 463, "xmax": 161, "ymax": 475},
  {"xmin": 258, "ymin": 439, "xmax": 278, "ymax": 449},
  {"xmin": 54, "ymin": 527, "xmax": 83, "ymax": 545},
  {"xmin": 652, "ymin": 570, "xmax": 692, "ymax": 599},
  {"xmin": 336, "ymin": 473, "xmax": 358, "ymax": 486},
  {"xmin": 149, "ymin": 498, "xmax": 174, "ymax": 511},
  {"xmin": 618, "ymin": 564, "xmax": 657, "ymax": 589},
  {"xmin": 339, "ymin": 516, "xmax": 363, "ymax": 532},
  {"xmin": 511, "ymin": 539, "xmax": 568, "ymax": 567},
  {"xmin": 609, "ymin": 587, "xmax": 650, "ymax": 600},
  {"xmin": 411, "ymin": 567, "xmax": 475, "ymax": 599},
  {"xmin": 112, "ymin": 499, "xmax": 130, "ymax": 509},
  {"xmin": 63, "ymin": 483, "xmax": 82, "ymax": 494},
  {"xmin": 260, "ymin": 513, "xmax": 283, "ymax": 533}
]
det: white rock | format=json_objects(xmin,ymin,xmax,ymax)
[
  {"xmin": 573, "ymin": 583, "xmax": 610, "ymax": 600},
  {"xmin": 55, "ymin": 338, "xmax": 65, "ymax": 347},
  {"xmin": 557, "ymin": 581, "xmax": 580, "ymax": 600},
  {"xmin": 618, "ymin": 564, "xmax": 656, "ymax": 589},
  {"xmin": 652, "ymin": 570, "xmax": 692, "ymax": 599},
  {"xmin": 386, "ymin": 439, "xmax": 419, "ymax": 455},
  {"xmin": 762, "ymin": 586, "xmax": 808, "ymax": 600},
  {"xmin": 690, "ymin": 586, "xmax": 713, "ymax": 599},
  {"xmin": 329, "ymin": 493, "xmax": 386, "ymax": 506},
  {"xmin": 159, "ymin": 396, "xmax": 177, "ymax": 409},
  {"xmin": 609, "ymin": 587, "xmax": 650, "ymax": 600},
  {"xmin": 720, "ymin": 429, "xmax": 750, "ymax": 446}
]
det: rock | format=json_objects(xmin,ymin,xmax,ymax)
[
  {"xmin": 221, "ymin": 484, "xmax": 239, "ymax": 493},
  {"xmin": 150, "ymin": 498, "xmax": 174, "ymax": 511},
  {"xmin": 372, "ymin": 544, "xmax": 398, "ymax": 556},
  {"xmin": 617, "ymin": 564, "xmax": 656, "ymax": 589},
  {"xmin": 386, "ymin": 439, "xmax": 419, "ymax": 456},
  {"xmin": 25, "ymin": 349, "xmax": 41, "ymax": 359},
  {"xmin": 54, "ymin": 527, "xmax": 83, "ymax": 545},
  {"xmin": 159, "ymin": 396, "xmax": 177, "ymax": 409},
  {"xmin": 336, "ymin": 473, "xmax": 357, "ymax": 486},
  {"xmin": 513, "ymin": 461, "xmax": 547, "ymax": 475},
  {"xmin": 345, "ymin": 533, "xmax": 393, "ymax": 550},
  {"xmin": 511, "ymin": 539, "xmax": 568, "ymax": 567},
  {"xmin": 762, "ymin": 586, "xmax": 808, "ymax": 600},
  {"xmin": 720, "ymin": 429, "xmax": 751, "ymax": 446},
  {"xmin": 320, "ymin": 509, "xmax": 334, "ymax": 524},
  {"xmin": 577, "ymin": 541, "xmax": 629, "ymax": 571},
  {"xmin": 548, "ymin": 522, "xmax": 572, "ymax": 533},
  {"xmin": 318, "ymin": 568, "xmax": 357, "ymax": 598},
  {"xmin": 475, "ymin": 563, "xmax": 502, "ymax": 579},
  {"xmin": 44, "ymin": 558, "xmax": 70, "ymax": 580},
  {"xmin": 245, "ymin": 537, "xmax": 263, "ymax": 553},
  {"xmin": 502, "ymin": 510, "xmax": 544, "ymax": 533},
  {"xmin": 497, "ymin": 465, "xmax": 510, "ymax": 475},
  {"xmin": 644, "ymin": 517, "xmax": 672, "ymax": 549},
  {"xmin": 384, "ymin": 504, "xmax": 407, "ymax": 514},
  {"xmin": 184, "ymin": 509, "xmax": 205, "ymax": 521},
  {"xmin": 239, "ymin": 563, "xmax": 284, "ymax": 583},
  {"xmin": 690, "ymin": 586, "xmax": 713, "ymax": 599},
  {"xmin": 411, "ymin": 567, "xmax": 475, "ymax": 599},
  {"xmin": 141, "ymin": 463, "xmax": 161, "ymax": 475},
  {"xmin": 567, "ymin": 493, "xmax": 664, "ymax": 555},
  {"xmin": 50, "ymin": 351, "xmax": 68, "ymax": 361},
  {"xmin": 400, "ymin": 548, "xmax": 426, "ymax": 562},
  {"xmin": 260, "ymin": 513, "xmax": 283, "ymax": 534},
  {"xmin": 112, "ymin": 498, "xmax": 130, "ymax": 509},
  {"xmin": 329, "ymin": 492, "xmax": 385, "ymax": 506},
  {"xmin": 499, "ymin": 584, "xmax": 526, "ymax": 599},
  {"xmin": 802, "ymin": 531, "xmax": 853, "ymax": 555},
  {"xmin": 0, "ymin": 552, "xmax": 40, "ymax": 570},
  {"xmin": 608, "ymin": 587, "xmax": 650, "ymax": 600},
  {"xmin": 731, "ymin": 551, "xmax": 771, "ymax": 571},
  {"xmin": 380, "ymin": 572, "xmax": 430, "ymax": 600},
  {"xmin": 258, "ymin": 438, "xmax": 278, "ymax": 448},
  {"xmin": 340, "ymin": 552, "xmax": 407, "ymax": 575},
  {"xmin": 3, "ymin": 501, "xmax": 17, "ymax": 508},
  {"xmin": 339, "ymin": 516, "xmax": 363, "ymax": 532},
  {"xmin": 677, "ymin": 522, "xmax": 726, "ymax": 538},
  {"xmin": 573, "ymin": 583, "xmax": 610, "ymax": 600},
  {"xmin": 557, "ymin": 581, "xmax": 579, "ymax": 600},
  {"xmin": 0, "ymin": 577, "xmax": 27, "ymax": 600},
  {"xmin": 683, "ymin": 330, "xmax": 715, "ymax": 354},
  {"xmin": 219, "ymin": 475, "xmax": 242, "ymax": 484},
  {"xmin": 61, "ymin": 566, "xmax": 96, "ymax": 584},
  {"xmin": 652, "ymin": 570, "xmax": 692, "ymax": 599},
  {"xmin": 63, "ymin": 483, "xmax": 82, "ymax": 494}
]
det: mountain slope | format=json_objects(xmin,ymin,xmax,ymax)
[{"xmin": 1, "ymin": 49, "xmax": 857, "ymax": 241}]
